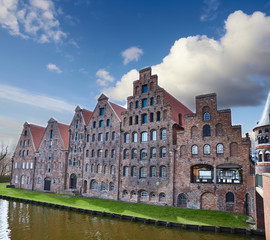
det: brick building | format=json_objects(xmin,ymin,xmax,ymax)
[{"xmin": 10, "ymin": 67, "xmax": 254, "ymax": 215}]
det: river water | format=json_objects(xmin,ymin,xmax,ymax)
[{"xmin": 0, "ymin": 199, "xmax": 264, "ymax": 240}]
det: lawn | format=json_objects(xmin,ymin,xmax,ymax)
[{"xmin": 0, "ymin": 183, "xmax": 249, "ymax": 228}]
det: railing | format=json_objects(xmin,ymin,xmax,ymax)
[{"xmin": 255, "ymin": 174, "xmax": 263, "ymax": 189}]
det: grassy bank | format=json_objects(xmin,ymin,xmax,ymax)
[{"xmin": 0, "ymin": 183, "xmax": 249, "ymax": 228}]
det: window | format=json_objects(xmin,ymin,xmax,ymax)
[
  {"xmin": 142, "ymin": 114, "xmax": 147, "ymax": 124},
  {"xmin": 151, "ymin": 148, "xmax": 156, "ymax": 158},
  {"xmin": 109, "ymin": 182, "xmax": 114, "ymax": 191},
  {"xmin": 101, "ymin": 182, "xmax": 106, "ymax": 191},
  {"xmin": 93, "ymin": 121, "xmax": 96, "ymax": 128},
  {"xmin": 21, "ymin": 176, "xmax": 24, "ymax": 184},
  {"xmin": 110, "ymin": 166, "xmax": 115, "ymax": 175},
  {"xmin": 74, "ymin": 146, "xmax": 77, "ymax": 153},
  {"xmin": 151, "ymin": 130, "xmax": 156, "ymax": 141},
  {"xmin": 203, "ymin": 144, "xmax": 211, "ymax": 155},
  {"xmin": 98, "ymin": 133, "xmax": 103, "ymax": 142},
  {"xmin": 15, "ymin": 175, "xmax": 18, "ymax": 184},
  {"xmin": 226, "ymin": 192, "xmax": 234, "ymax": 203},
  {"xmin": 150, "ymin": 193, "xmax": 155, "ymax": 199},
  {"xmin": 124, "ymin": 149, "xmax": 129, "ymax": 159},
  {"xmin": 85, "ymin": 163, "xmax": 89, "ymax": 172},
  {"xmin": 97, "ymin": 164, "xmax": 102, "ymax": 173},
  {"xmin": 160, "ymin": 166, "xmax": 167, "ymax": 178},
  {"xmin": 142, "ymin": 84, "xmax": 148, "ymax": 93},
  {"xmin": 129, "ymin": 102, "xmax": 133, "ymax": 110},
  {"xmin": 157, "ymin": 111, "xmax": 161, "ymax": 121},
  {"xmin": 123, "ymin": 190, "xmax": 128, "ymax": 197},
  {"xmin": 160, "ymin": 147, "xmax": 166, "ymax": 158},
  {"xmin": 161, "ymin": 129, "xmax": 166, "ymax": 140},
  {"xmin": 203, "ymin": 112, "xmax": 210, "ymax": 121},
  {"xmin": 90, "ymin": 180, "xmax": 98, "ymax": 190},
  {"xmin": 75, "ymin": 120, "xmax": 79, "ymax": 129},
  {"xmin": 140, "ymin": 149, "xmax": 147, "ymax": 160},
  {"xmin": 129, "ymin": 117, "xmax": 133, "ymax": 125},
  {"xmin": 159, "ymin": 193, "xmax": 166, "ymax": 201},
  {"xmin": 140, "ymin": 191, "xmax": 148, "ymax": 198},
  {"xmin": 106, "ymin": 132, "xmax": 109, "ymax": 141},
  {"xmin": 24, "ymin": 130, "xmax": 27, "ymax": 136},
  {"xmin": 97, "ymin": 149, "xmax": 102, "ymax": 157},
  {"xmin": 135, "ymin": 115, "xmax": 139, "ymax": 124},
  {"xmin": 132, "ymin": 149, "xmax": 137, "ymax": 159},
  {"xmin": 192, "ymin": 145, "xmax": 198, "ymax": 155},
  {"xmin": 99, "ymin": 120, "xmax": 104, "ymax": 127},
  {"xmin": 191, "ymin": 164, "xmax": 213, "ymax": 183},
  {"xmin": 141, "ymin": 132, "xmax": 147, "ymax": 142},
  {"xmin": 49, "ymin": 140, "xmax": 52, "ymax": 148},
  {"xmin": 112, "ymin": 131, "xmax": 116, "ymax": 140},
  {"xmin": 140, "ymin": 167, "xmax": 147, "ymax": 178},
  {"xmin": 37, "ymin": 177, "xmax": 41, "ymax": 184},
  {"xmin": 217, "ymin": 143, "xmax": 224, "ymax": 154},
  {"xmin": 100, "ymin": 107, "xmax": 104, "ymax": 116},
  {"xmin": 150, "ymin": 113, "xmax": 154, "ymax": 122},
  {"xmin": 150, "ymin": 166, "xmax": 156, "ymax": 177},
  {"xmin": 142, "ymin": 98, "xmax": 147, "ymax": 108},
  {"xmin": 150, "ymin": 97, "xmax": 154, "ymax": 105},
  {"xmin": 111, "ymin": 149, "xmax": 115, "ymax": 158},
  {"xmin": 106, "ymin": 119, "xmax": 110, "ymax": 126},
  {"xmin": 50, "ymin": 130, "xmax": 53, "ymax": 139},
  {"xmin": 123, "ymin": 166, "xmax": 128, "ymax": 177},
  {"xmin": 92, "ymin": 134, "xmax": 95, "ymax": 142},
  {"xmin": 72, "ymin": 158, "xmax": 76, "ymax": 166},
  {"xmin": 203, "ymin": 125, "xmax": 211, "ymax": 137},
  {"xmin": 132, "ymin": 132, "xmax": 138, "ymax": 142},
  {"xmin": 135, "ymin": 101, "xmax": 139, "ymax": 108},
  {"xmin": 131, "ymin": 166, "xmax": 137, "ymax": 177},
  {"xmin": 124, "ymin": 133, "xmax": 130, "ymax": 143},
  {"xmin": 104, "ymin": 165, "xmax": 108, "ymax": 174}
]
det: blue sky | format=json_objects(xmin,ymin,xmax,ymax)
[{"xmin": 0, "ymin": 0, "xmax": 270, "ymax": 148}]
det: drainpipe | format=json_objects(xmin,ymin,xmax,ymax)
[
  {"xmin": 117, "ymin": 122, "xmax": 123, "ymax": 201},
  {"xmin": 172, "ymin": 147, "xmax": 177, "ymax": 206},
  {"xmin": 213, "ymin": 165, "xmax": 217, "ymax": 184},
  {"xmin": 10, "ymin": 155, "xmax": 14, "ymax": 185},
  {"xmin": 32, "ymin": 156, "xmax": 37, "ymax": 190}
]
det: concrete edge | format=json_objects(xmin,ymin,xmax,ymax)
[{"xmin": 0, "ymin": 195, "xmax": 265, "ymax": 237}]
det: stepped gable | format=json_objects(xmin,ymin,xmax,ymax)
[
  {"xmin": 82, "ymin": 109, "xmax": 93, "ymax": 125},
  {"xmin": 29, "ymin": 124, "xmax": 46, "ymax": 150},
  {"xmin": 57, "ymin": 123, "xmax": 69, "ymax": 149},
  {"xmin": 163, "ymin": 90, "xmax": 193, "ymax": 125},
  {"xmin": 256, "ymin": 91, "xmax": 270, "ymax": 128},
  {"xmin": 109, "ymin": 102, "xmax": 126, "ymax": 119}
]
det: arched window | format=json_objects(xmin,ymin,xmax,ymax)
[
  {"xmin": 140, "ymin": 191, "xmax": 148, "ymax": 198},
  {"xmin": 151, "ymin": 130, "xmax": 156, "ymax": 141},
  {"xmin": 160, "ymin": 166, "xmax": 167, "ymax": 178},
  {"xmin": 90, "ymin": 180, "xmax": 98, "ymax": 190},
  {"xmin": 203, "ymin": 125, "xmax": 211, "ymax": 137},
  {"xmin": 161, "ymin": 129, "xmax": 166, "ymax": 140},
  {"xmin": 150, "ymin": 148, "xmax": 156, "ymax": 158},
  {"xmin": 91, "ymin": 164, "xmax": 94, "ymax": 173},
  {"xmin": 131, "ymin": 166, "xmax": 137, "ymax": 177},
  {"xmin": 226, "ymin": 192, "xmax": 234, "ymax": 203},
  {"xmin": 110, "ymin": 166, "xmax": 115, "ymax": 175},
  {"xmin": 112, "ymin": 131, "xmax": 116, "ymax": 140},
  {"xmin": 192, "ymin": 145, "xmax": 198, "ymax": 155},
  {"xmin": 99, "ymin": 120, "xmax": 104, "ymax": 127},
  {"xmin": 92, "ymin": 134, "xmax": 95, "ymax": 142},
  {"xmin": 87, "ymin": 134, "xmax": 90, "ymax": 142},
  {"xmin": 109, "ymin": 182, "xmax": 114, "ymax": 191},
  {"xmin": 86, "ymin": 150, "xmax": 89, "ymax": 158},
  {"xmin": 157, "ymin": 111, "xmax": 161, "ymax": 121},
  {"xmin": 203, "ymin": 112, "xmax": 210, "ymax": 121},
  {"xmin": 85, "ymin": 163, "xmax": 89, "ymax": 172},
  {"xmin": 160, "ymin": 147, "xmax": 166, "ymax": 158},
  {"xmin": 191, "ymin": 126, "xmax": 198, "ymax": 138},
  {"xmin": 132, "ymin": 132, "xmax": 138, "ymax": 142},
  {"xmin": 105, "ymin": 149, "xmax": 108, "ymax": 158},
  {"xmin": 131, "ymin": 149, "xmax": 137, "ymax": 159},
  {"xmin": 258, "ymin": 151, "xmax": 263, "ymax": 162},
  {"xmin": 230, "ymin": 142, "xmax": 238, "ymax": 156},
  {"xmin": 177, "ymin": 193, "xmax": 187, "ymax": 208},
  {"xmin": 129, "ymin": 116, "xmax": 133, "ymax": 125},
  {"xmin": 203, "ymin": 144, "xmax": 210, "ymax": 155},
  {"xmin": 140, "ymin": 167, "xmax": 147, "ymax": 178},
  {"xmin": 97, "ymin": 149, "xmax": 102, "ymax": 157},
  {"xmin": 124, "ymin": 133, "xmax": 130, "ymax": 143},
  {"xmin": 217, "ymin": 143, "xmax": 224, "ymax": 154},
  {"xmin": 141, "ymin": 132, "xmax": 148, "ymax": 142},
  {"xmin": 129, "ymin": 102, "xmax": 133, "ymax": 110},
  {"xmin": 91, "ymin": 149, "xmax": 95, "ymax": 157},
  {"xmin": 111, "ymin": 149, "xmax": 115, "ymax": 158},
  {"xmin": 150, "ymin": 166, "xmax": 156, "ymax": 177},
  {"xmin": 140, "ymin": 149, "xmax": 147, "ymax": 160},
  {"xmin": 21, "ymin": 176, "xmax": 25, "ymax": 184},
  {"xmin": 104, "ymin": 165, "xmax": 108, "ymax": 174},
  {"xmin": 159, "ymin": 193, "xmax": 166, "ymax": 201},
  {"xmin": 123, "ymin": 166, "xmax": 128, "ymax": 177},
  {"xmin": 142, "ymin": 98, "xmax": 147, "ymax": 108},
  {"xmin": 131, "ymin": 191, "xmax": 137, "ymax": 198},
  {"xmin": 97, "ymin": 164, "xmax": 102, "ymax": 173},
  {"xmin": 142, "ymin": 114, "xmax": 147, "ymax": 124},
  {"xmin": 15, "ymin": 175, "xmax": 18, "ymax": 184},
  {"xmin": 124, "ymin": 149, "xmax": 129, "ymax": 159},
  {"xmin": 101, "ymin": 182, "xmax": 106, "ymax": 191},
  {"xmin": 265, "ymin": 150, "xmax": 270, "ymax": 162},
  {"xmin": 123, "ymin": 190, "xmax": 128, "ymax": 197}
]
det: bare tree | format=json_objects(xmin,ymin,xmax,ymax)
[{"xmin": 0, "ymin": 145, "xmax": 11, "ymax": 177}]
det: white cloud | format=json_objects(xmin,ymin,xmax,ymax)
[
  {"xmin": 96, "ymin": 69, "xmax": 115, "ymax": 87},
  {"xmin": 0, "ymin": 0, "xmax": 66, "ymax": 43},
  {"xmin": 46, "ymin": 63, "xmax": 62, "ymax": 74},
  {"xmin": 200, "ymin": 0, "xmax": 220, "ymax": 22},
  {"xmin": 103, "ymin": 11, "xmax": 270, "ymax": 109},
  {"xmin": 121, "ymin": 47, "xmax": 143, "ymax": 65},
  {"xmin": 0, "ymin": 83, "xmax": 75, "ymax": 112}
]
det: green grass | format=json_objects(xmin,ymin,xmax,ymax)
[{"xmin": 0, "ymin": 183, "xmax": 249, "ymax": 228}]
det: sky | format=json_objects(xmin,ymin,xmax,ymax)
[{"xmin": 0, "ymin": 0, "xmax": 270, "ymax": 149}]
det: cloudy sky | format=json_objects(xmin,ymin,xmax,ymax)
[{"xmin": 0, "ymin": 0, "xmax": 270, "ymax": 149}]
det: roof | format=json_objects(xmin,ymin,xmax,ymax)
[
  {"xmin": 109, "ymin": 102, "xmax": 127, "ymax": 119},
  {"xmin": 57, "ymin": 123, "xmax": 69, "ymax": 149},
  {"xmin": 257, "ymin": 91, "xmax": 270, "ymax": 128},
  {"xmin": 29, "ymin": 124, "xmax": 46, "ymax": 150},
  {"xmin": 82, "ymin": 109, "xmax": 92, "ymax": 125},
  {"xmin": 163, "ymin": 90, "xmax": 193, "ymax": 125}
]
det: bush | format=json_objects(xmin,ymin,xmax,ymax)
[{"xmin": 0, "ymin": 175, "xmax": 11, "ymax": 183}]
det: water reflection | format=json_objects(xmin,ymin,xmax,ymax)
[{"xmin": 0, "ymin": 199, "xmax": 264, "ymax": 240}]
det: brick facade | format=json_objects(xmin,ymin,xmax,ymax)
[{"xmin": 11, "ymin": 67, "xmax": 254, "ymax": 215}]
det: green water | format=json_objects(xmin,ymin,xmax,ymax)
[{"xmin": 0, "ymin": 199, "xmax": 263, "ymax": 240}]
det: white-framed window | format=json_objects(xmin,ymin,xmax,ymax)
[
  {"xmin": 204, "ymin": 144, "xmax": 211, "ymax": 155},
  {"xmin": 203, "ymin": 112, "xmax": 210, "ymax": 121},
  {"xmin": 160, "ymin": 147, "xmax": 166, "ymax": 158},
  {"xmin": 140, "ymin": 191, "xmax": 148, "ymax": 198},
  {"xmin": 217, "ymin": 143, "xmax": 224, "ymax": 154},
  {"xmin": 140, "ymin": 149, "xmax": 147, "ymax": 160},
  {"xmin": 160, "ymin": 166, "xmax": 167, "ymax": 178},
  {"xmin": 151, "ymin": 130, "xmax": 156, "ymax": 141},
  {"xmin": 131, "ymin": 166, "xmax": 137, "ymax": 177},
  {"xmin": 192, "ymin": 145, "xmax": 198, "ymax": 155},
  {"xmin": 30, "ymin": 162, "xmax": 33, "ymax": 169},
  {"xmin": 15, "ymin": 175, "xmax": 18, "ymax": 184},
  {"xmin": 141, "ymin": 132, "xmax": 147, "ymax": 142},
  {"xmin": 150, "ymin": 166, "xmax": 156, "ymax": 177},
  {"xmin": 123, "ymin": 166, "xmax": 128, "ymax": 177},
  {"xmin": 132, "ymin": 132, "xmax": 138, "ymax": 142},
  {"xmin": 140, "ymin": 167, "xmax": 147, "ymax": 178},
  {"xmin": 161, "ymin": 129, "xmax": 166, "ymax": 140},
  {"xmin": 124, "ymin": 133, "xmax": 130, "ymax": 143}
]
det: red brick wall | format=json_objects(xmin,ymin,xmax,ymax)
[{"xmin": 263, "ymin": 174, "xmax": 270, "ymax": 240}]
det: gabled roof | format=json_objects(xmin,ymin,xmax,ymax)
[
  {"xmin": 29, "ymin": 124, "xmax": 46, "ymax": 151},
  {"xmin": 257, "ymin": 91, "xmax": 270, "ymax": 128},
  {"xmin": 57, "ymin": 123, "xmax": 69, "ymax": 149},
  {"xmin": 109, "ymin": 102, "xmax": 127, "ymax": 119},
  {"xmin": 163, "ymin": 90, "xmax": 193, "ymax": 125},
  {"xmin": 82, "ymin": 109, "xmax": 92, "ymax": 125}
]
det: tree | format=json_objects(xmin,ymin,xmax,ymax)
[{"xmin": 0, "ymin": 145, "xmax": 11, "ymax": 177}]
